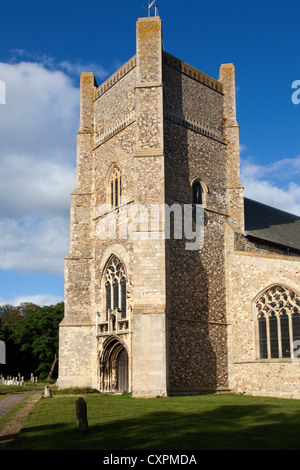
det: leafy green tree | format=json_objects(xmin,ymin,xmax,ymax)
[
  {"xmin": 0, "ymin": 302, "xmax": 64, "ymax": 379},
  {"xmin": 0, "ymin": 302, "xmax": 39, "ymax": 327},
  {"xmin": 0, "ymin": 303, "xmax": 40, "ymax": 377},
  {"xmin": 12, "ymin": 302, "xmax": 64, "ymax": 379}
]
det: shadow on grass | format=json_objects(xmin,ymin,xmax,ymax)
[{"xmin": 10, "ymin": 401, "xmax": 300, "ymax": 450}]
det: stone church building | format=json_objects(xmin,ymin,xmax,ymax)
[{"xmin": 58, "ymin": 15, "xmax": 300, "ymax": 398}]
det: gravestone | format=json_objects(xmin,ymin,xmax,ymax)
[
  {"xmin": 75, "ymin": 397, "xmax": 88, "ymax": 433},
  {"xmin": 44, "ymin": 385, "xmax": 52, "ymax": 398},
  {"xmin": 0, "ymin": 341, "xmax": 6, "ymax": 364}
]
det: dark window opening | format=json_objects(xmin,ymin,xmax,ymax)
[
  {"xmin": 280, "ymin": 311, "xmax": 290, "ymax": 357},
  {"xmin": 269, "ymin": 311, "xmax": 279, "ymax": 358},
  {"xmin": 121, "ymin": 278, "xmax": 127, "ymax": 319},
  {"xmin": 113, "ymin": 280, "xmax": 119, "ymax": 310},
  {"xmin": 106, "ymin": 282, "xmax": 111, "ymax": 321},
  {"xmin": 258, "ymin": 313, "xmax": 268, "ymax": 359},
  {"xmin": 192, "ymin": 181, "xmax": 203, "ymax": 205}
]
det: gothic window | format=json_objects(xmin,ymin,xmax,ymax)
[
  {"xmin": 104, "ymin": 256, "xmax": 127, "ymax": 320},
  {"xmin": 109, "ymin": 165, "xmax": 121, "ymax": 208},
  {"xmin": 255, "ymin": 285, "xmax": 300, "ymax": 359}
]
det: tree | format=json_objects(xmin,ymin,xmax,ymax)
[
  {"xmin": 0, "ymin": 303, "xmax": 40, "ymax": 377},
  {"xmin": 6, "ymin": 302, "xmax": 64, "ymax": 379},
  {"xmin": 0, "ymin": 302, "xmax": 40, "ymax": 327}
]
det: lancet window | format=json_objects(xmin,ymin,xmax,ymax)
[
  {"xmin": 255, "ymin": 285, "xmax": 300, "ymax": 359},
  {"xmin": 192, "ymin": 180, "xmax": 203, "ymax": 205},
  {"xmin": 192, "ymin": 179, "xmax": 208, "ymax": 208},
  {"xmin": 109, "ymin": 165, "xmax": 121, "ymax": 208}
]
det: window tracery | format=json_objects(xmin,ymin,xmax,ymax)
[
  {"xmin": 255, "ymin": 285, "xmax": 300, "ymax": 359},
  {"xmin": 105, "ymin": 256, "xmax": 127, "ymax": 321}
]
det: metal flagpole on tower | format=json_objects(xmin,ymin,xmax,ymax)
[{"xmin": 146, "ymin": 0, "xmax": 155, "ymax": 16}]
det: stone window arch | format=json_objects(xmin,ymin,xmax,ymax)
[
  {"xmin": 255, "ymin": 285, "xmax": 300, "ymax": 359},
  {"xmin": 191, "ymin": 178, "xmax": 207, "ymax": 207},
  {"xmin": 108, "ymin": 164, "xmax": 122, "ymax": 208}
]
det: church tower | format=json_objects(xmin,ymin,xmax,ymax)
[{"xmin": 58, "ymin": 14, "xmax": 243, "ymax": 396}]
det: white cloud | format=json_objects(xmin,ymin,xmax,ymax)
[
  {"xmin": 0, "ymin": 59, "xmax": 79, "ymax": 275},
  {"xmin": 0, "ymin": 61, "xmax": 79, "ymax": 160},
  {"xmin": 0, "ymin": 216, "xmax": 69, "ymax": 275},
  {"xmin": 59, "ymin": 60, "xmax": 108, "ymax": 81},
  {"xmin": 239, "ymin": 143, "xmax": 247, "ymax": 154},
  {"xmin": 9, "ymin": 50, "xmax": 110, "ymax": 84},
  {"xmin": 0, "ymin": 294, "xmax": 64, "ymax": 307},
  {"xmin": 0, "ymin": 156, "xmax": 75, "ymax": 218},
  {"xmin": 241, "ymin": 155, "xmax": 300, "ymax": 216}
]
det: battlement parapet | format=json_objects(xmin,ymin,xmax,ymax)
[
  {"xmin": 163, "ymin": 51, "xmax": 223, "ymax": 94},
  {"xmin": 94, "ymin": 56, "xmax": 137, "ymax": 101}
]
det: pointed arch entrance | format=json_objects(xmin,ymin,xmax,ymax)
[{"xmin": 99, "ymin": 336, "xmax": 129, "ymax": 393}]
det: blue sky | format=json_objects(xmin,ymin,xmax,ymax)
[{"xmin": 0, "ymin": 0, "xmax": 299, "ymax": 306}]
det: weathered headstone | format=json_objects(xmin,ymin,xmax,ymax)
[
  {"xmin": 76, "ymin": 397, "xmax": 88, "ymax": 433},
  {"xmin": 44, "ymin": 385, "xmax": 52, "ymax": 398},
  {"xmin": 0, "ymin": 340, "xmax": 6, "ymax": 364}
]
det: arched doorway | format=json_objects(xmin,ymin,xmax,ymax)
[{"xmin": 100, "ymin": 336, "xmax": 129, "ymax": 393}]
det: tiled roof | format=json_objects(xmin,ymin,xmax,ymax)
[{"xmin": 244, "ymin": 197, "xmax": 300, "ymax": 251}]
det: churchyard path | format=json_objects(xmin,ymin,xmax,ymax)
[{"xmin": 0, "ymin": 392, "xmax": 41, "ymax": 449}]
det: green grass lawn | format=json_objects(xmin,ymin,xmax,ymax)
[
  {"xmin": 7, "ymin": 392, "xmax": 300, "ymax": 450},
  {"xmin": 0, "ymin": 384, "xmax": 45, "ymax": 396}
]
